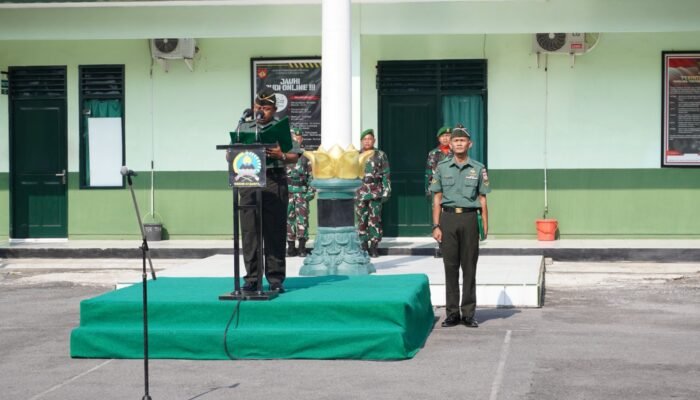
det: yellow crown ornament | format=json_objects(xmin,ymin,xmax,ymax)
[{"xmin": 303, "ymin": 144, "xmax": 374, "ymax": 180}]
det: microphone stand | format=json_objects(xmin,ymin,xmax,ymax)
[
  {"xmin": 255, "ymin": 111, "xmax": 262, "ymax": 143},
  {"xmin": 125, "ymin": 172, "xmax": 156, "ymax": 400}
]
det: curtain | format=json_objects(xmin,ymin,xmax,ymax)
[
  {"xmin": 442, "ymin": 95, "xmax": 485, "ymax": 163},
  {"xmin": 82, "ymin": 99, "xmax": 122, "ymax": 186}
]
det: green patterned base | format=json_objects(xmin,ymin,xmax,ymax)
[{"xmin": 300, "ymin": 226, "xmax": 375, "ymax": 276}]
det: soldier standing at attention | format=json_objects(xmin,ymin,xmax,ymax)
[
  {"xmin": 430, "ymin": 127, "xmax": 490, "ymax": 328},
  {"xmin": 425, "ymin": 126, "xmax": 453, "ymax": 197},
  {"xmin": 355, "ymin": 129, "xmax": 391, "ymax": 258},
  {"xmin": 286, "ymin": 128, "xmax": 315, "ymax": 257}
]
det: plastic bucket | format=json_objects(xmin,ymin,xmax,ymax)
[
  {"xmin": 535, "ymin": 219, "xmax": 558, "ymax": 241},
  {"xmin": 144, "ymin": 223, "xmax": 163, "ymax": 241}
]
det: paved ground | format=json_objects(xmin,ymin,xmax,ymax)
[{"xmin": 1, "ymin": 259, "xmax": 700, "ymax": 400}]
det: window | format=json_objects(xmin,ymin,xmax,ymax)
[{"xmin": 79, "ymin": 65, "xmax": 125, "ymax": 188}]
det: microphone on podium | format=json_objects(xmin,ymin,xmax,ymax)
[
  {"xmin": 239, "ymin": 108, "xmax": 253, "ymax": 123},
  {"xmin": 120, "ymin": 166, "xmax": 138, "ymax": 177}
]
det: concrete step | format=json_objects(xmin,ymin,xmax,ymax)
[{"xmin": 153, "ymin": 254, "xmax": 545, "ymax": 308}]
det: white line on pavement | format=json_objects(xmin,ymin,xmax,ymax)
[
  {"xmin": 28, "ymin": 359, "xmax": 113, "ymax": 400},
  {"xmin": 489, "ymin": 330, "xmax": 512, "ymax": 400}
]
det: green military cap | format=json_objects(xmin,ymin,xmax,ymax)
[
  {"xmin": 292, "ymin": 128, "xmax": 303, "ymax": 137},
  {"xmin": 451, "ymin": 126, "xmax": 471, "ymax": 139},
  {"xmin": 436, "ymin": 126, "xmax": 452, "ymax": 138},
  {"xmin": 255, "ymin": 87, "xmax": 276, "ymax": 106},
  {"xmin": 361, "ymin": 128, "xmax": 375, "ymax": 140}
]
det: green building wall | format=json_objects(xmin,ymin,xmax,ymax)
[{"xmin": 1, "ymin": 32, "xmax": 699, "ymax": 239}]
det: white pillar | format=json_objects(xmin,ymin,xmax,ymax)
[
  {"xmin": 351, "ymin": 4, "xmax": 362, "ymax": 150},
  {"xmin": 321, "ymin": 0, "xmax": 352, "ymax": 149}
]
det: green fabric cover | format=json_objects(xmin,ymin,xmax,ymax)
[
  {"xmin": 71, "ymin": 275, "xmax": 434, "ymax": 360},
  {"xmin": 442, "ymin": 95, "xmax": 484, "ymax": 163}
]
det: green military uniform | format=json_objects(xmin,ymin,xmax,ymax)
[
  {"xmin": 425, "ymin": 126, "xmax": 453, "ymax": 196},
  {"xmin": 237, "ymin": 88, "xmax": 303, "ymax": 291},
  {"xmin": 429, "ymin": 129, "xmax": 491, "ymax": 324},
  {"xmin": 355, "ymin": 129, "xmax": 391, "ymax": 257},
  {"xmin": 286, "ymin": 129, "xmax": 315, "ymax": 257}
]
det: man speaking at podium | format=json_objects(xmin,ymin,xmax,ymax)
[{"xmin": 237, "ymin": 88, "xmax": 301, "ymax": 293}]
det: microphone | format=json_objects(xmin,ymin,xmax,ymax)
[
  {"xmin": 239, "ymin": 108, "xmax": 252, "ymax": 123},
  {"xmin": 120, "ymin": 166, "xmax": 138, "ymax": 177},
  {"xmin": 255, "ymin": 110, "xmax": 264, "ymax": 121}
]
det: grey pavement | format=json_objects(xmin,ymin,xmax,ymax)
[
  {"xmin": 1, "ymin": 259, "xmax": 700, "ymax": 400},
  {"xmin": 3, "ymin": 238, "xmax": 700, "ymax": 261}
]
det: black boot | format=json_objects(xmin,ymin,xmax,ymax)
[
  {"xmin": 287, "ymin": 240, "xmax": 298, "ymax": 257},
  {"xmin": 369, "ymin": 242, "xmax": 379, "ymax": 258},
  {"xmin": 361, "ymin": 241, "xmax": 369, "ymax": 253},
  {"xmin": 298, "ymin": 239, "xmax": 308, "ymax": 257}
]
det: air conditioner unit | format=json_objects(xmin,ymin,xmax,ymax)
[
  {"xmin": 533, "ymin": 33, "xmax": 586, "ymax": 55},
  {"xmin": 150, "ymin": 38, "xmax": 196, "ymax": 60}
]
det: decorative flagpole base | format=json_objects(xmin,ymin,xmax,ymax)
[
  {"xmin": 300, "ymin": 226, "xmax": 374, "ymax": 275},
  {"xmin": 299, "ymin": 179, "xmax": 374, "ymax": 276}
]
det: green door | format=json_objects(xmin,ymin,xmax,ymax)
[
  {"xmin": 381, "ymin": 94, "xmax": 438, "ymax": 236},
  {"xmin": 377, "ymin": 59, "xmax": 487, "ymax": 237},
  {"xmin": 10, "ymin": 67, "xmax": 68, "ymax": 238}
]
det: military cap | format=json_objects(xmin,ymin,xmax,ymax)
[
  {"xmin": 451, "ymin": 126, "xmax": 471, "ymax": 139},
  {"xmin": 361, "ymin": 128, "xmax": 375, "ymax": 140},
  {"xmin": 436, "ymin": 126, "xmax": 452, "ymax": 138},
  {"xmin": 292, "ymin": 128, "xmax": 303, "ymax": 137},
  {"xmin": 255, "ymin": 87, "xmax": 276, "ymax": 106}
]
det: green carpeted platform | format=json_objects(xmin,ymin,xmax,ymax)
[{"xmin": 71, "ymin": 275, "xmax": 434, "ymax": 360}]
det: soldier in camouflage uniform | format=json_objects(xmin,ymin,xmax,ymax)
[
  {"xmin": 355, "ymin": 129, "xmax": 391, "ymax": 258},
  {"xmin": 286, "ymin": 128, "xmax": 315, "ymax": 257},
  {"xmin": 425, "ymin": 126, "xmax": 453, "ymax": 197}
]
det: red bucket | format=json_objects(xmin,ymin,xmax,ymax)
[{"xmin": 536, "ymin": 219, "xmax": 558, "ymax": 241}]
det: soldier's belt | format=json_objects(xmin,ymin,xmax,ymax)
[
  {"xmin": 362, "ymin": 177, "xmax": 380, "ymax": 183},
  {"xmin": 442, "ymin": 207, "xmax": 478, "ymax": 214}
]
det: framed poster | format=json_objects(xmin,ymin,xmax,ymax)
[
  {"xmin": 252, "ymin": 57, "xmax": 322, "ymax": 150},
  {"xmin": 662, "ymin": 51, "xmax": 700, "ymax": 167}
]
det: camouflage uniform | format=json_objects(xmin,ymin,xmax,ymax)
[
  {"xmin": 425, "ymin": 147, "xmax": 453, "ymax": 196},
  {"xmin": 355, "ymin": 148, "xmax": 391, "ymax": 252},
  {"xmin": 286, "ymin": 154, "xmax": 315, "ymax": 246}
]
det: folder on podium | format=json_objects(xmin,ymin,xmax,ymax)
[{"xmin": 229, "ymin": 116, "xmax": 293, "ymax": 154}]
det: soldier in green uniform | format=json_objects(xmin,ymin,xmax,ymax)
[
  {"xmin": 286, "ymin": 128, "xmax": 315, "ymax": 257},
  {"xmin": 425, "ymin": 126, "xmax": 453, "ymax": 197},
  {"xmin": 231, "ymin": 88, "xmax": 303, "ymax": 293},
  {"xmin": 355, "ymin": 129, "xmax": 391, "ymax": 258},
  {"xmin": 430, "ymin": 127, "xmax": 490, "ymax": 328}
]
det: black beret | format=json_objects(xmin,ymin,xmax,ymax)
[{"xmin": 255, "ymin": 87, "xmax": 276, "ymax": 106}]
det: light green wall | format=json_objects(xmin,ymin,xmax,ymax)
[
  {"xmin": 361, "ymin": 32, "xmax": 700, "ymax": 169},
  {"xmin": 0, "ymin": 37, "xmax": 321, "ymax": 173},
  {"xmin": 2, "ymin": 32, "xmax": 700, "ymax": 239},
  {"xmin": 2, "ymin": 0, "xmax": 700, "ymax": 40}
]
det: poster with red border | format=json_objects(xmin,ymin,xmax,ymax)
[
  {"xmin": 662, "ymin": 51, "xmax": 700, "ymax": 167},
  {"xmin": 252, "ymin": 57, "xmax": 322, "ymax": 150}
]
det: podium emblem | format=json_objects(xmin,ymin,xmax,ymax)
[{"xmin": 230, "ymin": 149, "xmax": 266, "ymax": 187}]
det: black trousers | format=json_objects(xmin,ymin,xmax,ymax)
[
  {"xmin": 239, "ymin": 170, "xmax": 288, "ymax": 285},
  {"xmin": 439, "ymin": 211, "xmax": 479, "ymax": 318}
]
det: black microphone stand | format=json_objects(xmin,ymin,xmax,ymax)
[{"xmin": 125, "ymin": 171, "xmax": 157, "ymax": 400}]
